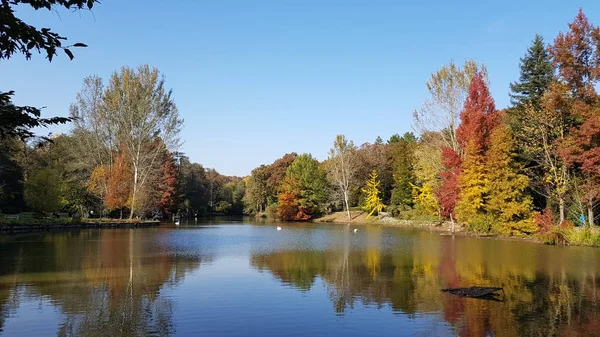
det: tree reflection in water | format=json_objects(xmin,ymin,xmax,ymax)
[
  {"xmin": 0, "ymin": 230, "xmax": 208, "ymax": 337},
  {"xmin": 251, "ymin": 227, "xmax": 600, "ymax": 337}
]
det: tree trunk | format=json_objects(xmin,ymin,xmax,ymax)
[
  {"xmin": 130, "ymin": 166, "xmax": 138, "ymax": 219},
  {"xmin": 120, "ymin": 208, "xmax": 123, "ymax": 220},
  {"xmin": 559, "ymin": 197, "xmax": 565, "ymax": 224},
  {"xmin": 344, "ymin": 190, "xmax": 351, "ymax": 219},
  {"xmin": 588, "ymin": 198, "xmax": 594, "ymax": 227}
]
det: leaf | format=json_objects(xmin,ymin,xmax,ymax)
[
  {"xmin": 27, "ymin": 41, "xmax": 36, "ymax": 50},
  {"xmin": 87, "ymin": 0, "xmax": 95, "ymax": 9},
  {"xmin": 73, "ymin": 43, "xmax": 88, "ymax": 48},
  {"xmin": 64, "ymin": 49, "xmax": 74, "ymax": 60}
]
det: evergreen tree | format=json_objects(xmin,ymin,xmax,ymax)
[
  {"xmin": 389, "ymin": 133, "xmax": 416, "ymax": 209},
  {"xmin": 486, "ymin": 126, "xmax": 537, "ymax": 236},
  {"xmin": 509, "ymin": 34, "xmax": 554, "ymax": 110}
]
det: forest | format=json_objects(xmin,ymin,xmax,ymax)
[{"xmin": 2, "ymin": 4, "xmax": 600, "ymax": 243}]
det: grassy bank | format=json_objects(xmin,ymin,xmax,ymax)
[
  {"xmin": 313, "ymin": 211, "xmax": 600, "ymax": 248},
  {"xmin": 0, "ymin": 213, "xmax": 160, "ymax": 233}
]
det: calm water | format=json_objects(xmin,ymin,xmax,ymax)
[{"xmin": 1, "ymin": 218, "xmax": 600, "ymax": 337}]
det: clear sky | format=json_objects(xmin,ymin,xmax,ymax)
[{"xmin": 2, "ymin": 1, "xmax": 599, "ymax": 176}]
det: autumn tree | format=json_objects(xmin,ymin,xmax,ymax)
[
  {"xmin": 413, "ymin": 59, "xmax": 488, "ymax": 154},
  {"xmin": 1, "ymin": 0, "xmax": 99, "ymax": 140},
  {"xmin": 105, "ymin": 147, "xmax": 131, "ymax": 218},
  {"xmin": 266, "ymin": 153, "xmax": 298, "ymax": 204},
  {"xmin": 411, "ymin": 132, "xmax": 442, "ymax": 216},
  {"xmin": 454, "ymin": 72, "xmax": 499, "ymax": 230},
  {"xmin": 277, "ymin": 154, "xmax": 327, "ymax": 220},
  {"xmin": 486, "ymin": 125, "xmax": 537, "ymax": 235},
  {"xmin": 436, "ymin": 147, "xmax": 461, "ymax": 221},
  {"xmin": 102, "ymin": 65, "xmax": 182, "ymax": 218},
  {"xmin": 361, "ymin": 170, "xmax": 384, "ymax": 218},
  {"xmin": 157, "ymin": 151, "xmax": 177, "ymax": 215},
  {"xmin": 549, "ymin": 9, "xmax": 600, "ymax": 226},
  {"xmin": 326, "ymin": 135, "xmax": 357, "ymax": 219}
]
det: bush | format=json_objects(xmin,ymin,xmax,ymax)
[
  {"xmin": 467, "ymin": 214, "xmax": 495, "ymax": 233},
  {"xmin": 266, "ymin": 203, "xmax": 279, "ymax": 219}
]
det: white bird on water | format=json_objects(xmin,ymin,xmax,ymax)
[
  {"xmin": 175, "ymin": 221, "xmax": 180, "ymax": 226},
  {"xmin": 277, "ymin": 226, "xmax": 282, "ymax": 231},
  {"xmin": 353, "ymin": 228, "xmax": 358, "ymax": 233}
]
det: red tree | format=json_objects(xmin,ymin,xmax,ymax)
[
  {"xmin": 157, "ymin": 151, "xmax": 177, "ymax": 214},
  {"xmin": 436, "ymin": 147, "xmax": 461, "ymax": 219},
  {"xmin": 551, "ymin": 9, "xmax": 600, "ymax": 226},
  {"xmin": 456, "ymin": 72, "xmax": 499, "ymax": 153},
  {"xmin": 548, "ymin": 9, "xmax": 600, "ymax": 102}
]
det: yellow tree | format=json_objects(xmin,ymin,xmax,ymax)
[
  {"xmin": 455, "ymin": 140, "xmax": 489, "ymax": 231},
  {"xmin": 486, "ymin": 125, "xmax": 537, "ymax": 236},
  {"xmin": 361, "ymin": 170, "xmax": 384, "ymax": 219}
]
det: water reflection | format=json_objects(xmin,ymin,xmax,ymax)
[
  {"xmin": 250, "ymin": 226, "xmax": 600, "ymax": 337},
  {"xmin": 0, "ymin": 230, "xmax": 208, "ymax": 336}
]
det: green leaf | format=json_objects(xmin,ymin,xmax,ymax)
[{"xmin": 64, "ymin": 49, "xmax": 74, "ymax": 60}]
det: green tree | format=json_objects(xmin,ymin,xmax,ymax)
[
  {"xmin": 509, "ymin": 34, "xmax": 554, "ymax": 110},
  {"xmin": 278, "ymin": 154, "xmax": 327, "ymax": 220},
  {"xmin": 362, "ymin": 170, "xmax": 384, "ymax": 218},
  {"xmin": 244, "ymin": 165, "xmax": 270, "ymax": 213},
  {"xmin": 486, "ymin": 126, "xmax": 537, "ymax": 236},
  {"xmin": 389, "ymin": 132, "xmax": 416, "ymax": 209},
  {"xmin": 24, "ymin": 167, "xmax": 64, "ymax": 215}
]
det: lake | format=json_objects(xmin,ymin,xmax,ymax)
[{"xmin": 0, "ymin": 217, "xmax": 599, "ymax": 336}]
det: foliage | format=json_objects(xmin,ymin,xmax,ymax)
[
  {"xmin": 413, "ymin": 59, "xmax": 487, "ymax": 153},
  {"xmin": 486, "ymin": 126, "xmax": 537, "ymax": 236},
  {"xmin": 361, "ymin": 170, "xmax": 384, "ymax": 218},
  {"xmin": 0, "ymin": 0, "xmax": 99, "ymax": 140},
  {"xmin": 411, "ymin": 135, "xmax": 441, "ymax": 216},
  {"xmin": 100, "ymin": 65, "xmax": 183, "ymax": 218},
  {"xmin": 277, "ymin": 154, "xmax": 327, "ymax": 220},
  {"xmin": 456, "ymin": 72, "xmax": 498, "ymax": 152},
  {"xmin": 389, "ymin": 132, "xmax": 416, "ymax": 209},
  {"xmin": 436, "ymin": 147, "xmax": 461, "ymax": 219},
  {"xmin": 24, "ymin": 167, "xmax": 64, "ymax": 215},
  {"xmin": 455, "ymin": 141, "xmax": 488, "ymax": 230},
  {"xmin": 104, "ymin": 147, "xmax": 131, "ymax": 215},
  {"xmin": 509, "ymin": 34, "xmax": 554, "ymax": 110},
  {"xmin": 157, "ymin": 152, "xmax": 177, "ymax": 214}
]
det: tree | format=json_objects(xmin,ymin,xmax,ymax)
[
  {"xmin": 455, "ymin": 141, "xmax": 488, "ymax": 231},
  {"xmin": 326, "ymin": 135, "xmax": 357, "ymax": 219},
  {"xmin": 157, "ymin": 151, "xmax": 177, "ymax": 215},
  {"xmin": 456, "ymin": 73, "xmax": 499, "ymax": 153},
  {"xmin": 549, "ymin": 9, "xmax": 600, "ymax": 226},
  {"xmin": 548, "ymin": 9, "xmax": 600, "ymax": 103},
  {"xmin": 244, "ymin": 164, "xmax": 270, "ymax": 213},
  {"xmin": 0, "ymin": 0, "xmax": 99, "ymax": 140},
  {"xmin": 509, "ymin": 35, "xmax": 554, "ymax": 110},
  {"xmin": 411, "ymin": 133, "xmax": 442, "ymax": 216},
  {"xmin": 24, "ymin": 167, "xmax": 64, "ymax": 215},
  {"xmin": 486, "ymin": 125, "xmax": 537, "ymax": 235},
  {"xmin": 518, "ymin": 84, "xmax": 572, "ymax": 223},
  {"xmin": 105, "ymin": 147, "xmax": 131, "ymax": 218},
  {"xmin": 413, "ymin": 59, "xmax": 488, "ymax": 153},
  {"xmin": 389, "ymin": 132, "xmax": 416, "ymax": 209},
  {"xmin": 361, "ymin": 170, "xmax": 384, "ymax": 218},
  {"xmin": 278, "ymin": 154, "xmax": 327, "ymax": 220},
  {"xmin": 436, "ymin": 147, "xmax": 461, "ymax": 220},
  {"xmin": 266, "ymin": 153, "xmax": 298, "ymax": 204},
  {"xmin": 102, "ymin": 65, "xmax": 182, "ymax": 218}
]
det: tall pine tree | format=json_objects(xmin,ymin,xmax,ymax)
[{"xmin": 509, "ymin": 34, "xmax": 554, "ymax": 110}]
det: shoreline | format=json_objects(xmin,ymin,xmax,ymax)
[
  {"xmin": 0, "ymin": 220, "xmax": 161, "ymax": 234},
  {"xmin": 312, "ymin": 211, "xmax": 547, "ymax": 245}
]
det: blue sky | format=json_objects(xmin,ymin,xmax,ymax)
[{"xmin": 2, "ymin": 0, "xmax": 599, "ymax": 176}]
